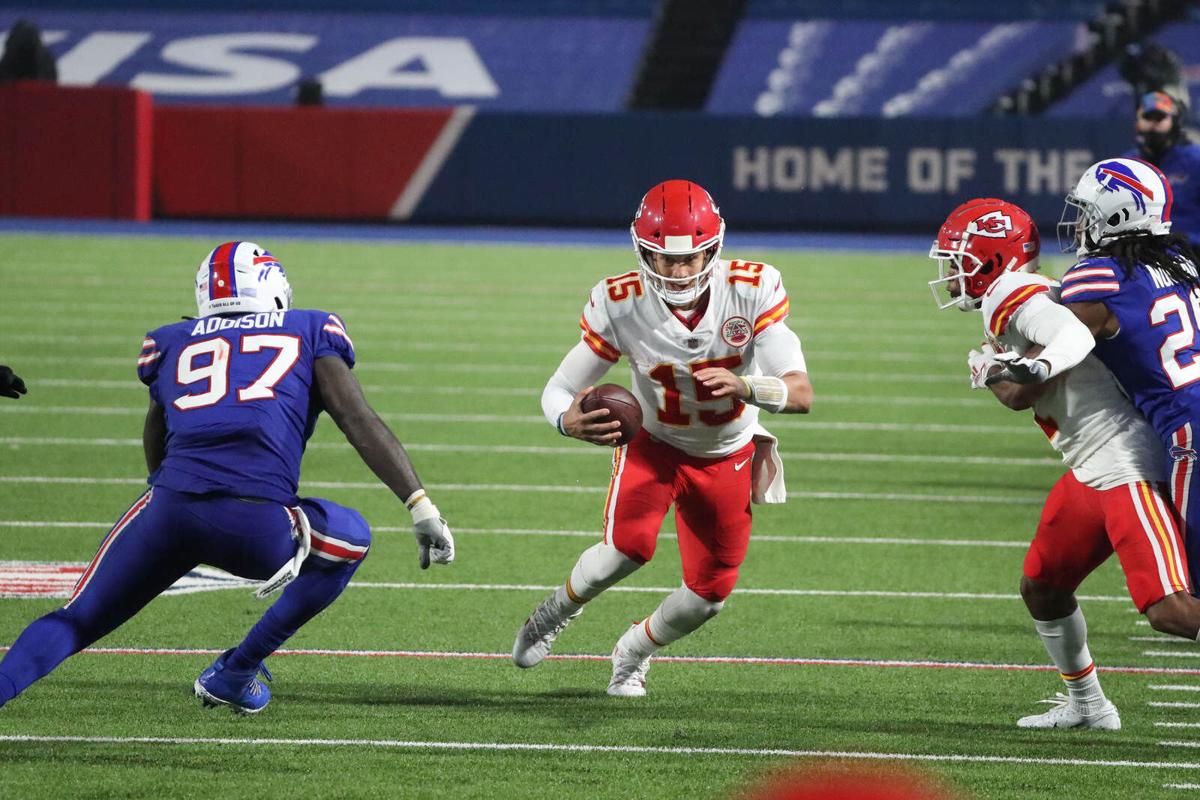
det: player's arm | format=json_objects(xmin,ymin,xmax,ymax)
[
  {"xmin": 1065, "ymin": 300, "xmax": 1120, "ymax": 339},
  {"xmin": 986, "ymin": 298, "xmax": 1095, "ymax": 386},
  {"xmin": 314, "ymin": 355, "xmax": 453, "ymax": 568},
  {"xmin": 542, "ymin": 342, "xmax": 622, "ymax": 445},
  {"xmin": 695, "ymin": 323, "xmax": 812, "ymax": 413},
  {"xmin": 143, "ymin": 398, "xmax": 166, "ymax": 473},
  {"xmin": 982, "ymin": 345, "xmax": 1053, "ymax": 411}
]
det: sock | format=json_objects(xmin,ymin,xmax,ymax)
[
  {"xmin": 619, "ymin": 586, "xmax": 724, "ymax": 660},
  {"xmin": 565, "ymin": 542, "xmax": 640, "ymax": 604},
  {"xmin": 226, "ymin": 560, "xmax": 359, "ymax": 672},
  {"xmin": 1034, "ymin": 607, "xmax": 1106, "ymax": 713}
]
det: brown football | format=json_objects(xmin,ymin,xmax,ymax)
[{"xmin": 580, "ymin": 384, "xmax": 643, "ymax": 446}]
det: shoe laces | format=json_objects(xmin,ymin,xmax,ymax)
[
  {"xmin": 613, "ymin": 648, "xmax": 650, "ymax": 686},
  {"xmin": 525, "ymin": 598, "xmax": 580, "ymax": 642}
]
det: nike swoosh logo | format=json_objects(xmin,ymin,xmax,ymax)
[{"xmin": 734, "ymin": 459, "xmax": 750, "ymax": 471}]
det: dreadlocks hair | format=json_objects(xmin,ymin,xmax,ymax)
[{"xmin": 1094, "ymin": 231, "xmax": 1200, "ymax": 288}]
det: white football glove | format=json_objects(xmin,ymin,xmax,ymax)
[
  {"xmin": 985, "ymin": 350, "xmax": 1050, "ymax": 386},
  {"xmin": 410, "ymin": 494, "xmax": 455, "ymax": 569},
  {"xmin": 967, "ymin": 343, "xmax": 1000, "ymax": 390}
]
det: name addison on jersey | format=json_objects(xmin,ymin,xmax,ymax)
[
  {"xmin": 0, "ymin": 562, "xmax": 253, "ymax": 599},
  {"xmin": 190, "ymin": 312, "xmax": 287, "ymax": 335}
]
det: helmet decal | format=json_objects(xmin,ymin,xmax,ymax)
[
  {"xmin": 966, "ymin": 210, "xmax": 1014, "ymax": 238},
  {"xmin": 1095, "ymin": 161, "xmax": 1152, "ymax": 213}
]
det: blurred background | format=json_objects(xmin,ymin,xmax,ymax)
[{"xmin": 1, "ymin": 0, "xmax": 1198, "ymax": 236}]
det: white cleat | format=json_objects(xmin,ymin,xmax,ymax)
[
  {"xmin": 512, "ymin": 590, "xmax": 582, "ymax": 669},
  {"xmin": 1017, "ymin": 693, "xmax": 1121, "ymax": 730},
  {"xmin": 606, "ymin": 633, "xmax": 651, "ymax": 697}
]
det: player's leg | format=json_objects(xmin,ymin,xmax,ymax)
[
  {"xmin": 192, "ymin": 496, "xmax": 369, "ymax": 713},
  {"xmin": 0, "ymin": 488, "xmax": 195, "ymax": 707},
  {"xmin": 1017, "ymin": 472, "xmax": 1119, "ymax": 730},
  {"xmin": 1104, "ymin": 481, "xmax": 1200, "ymax": 639},
  {"xmin": 608, "ymin": 440, "xmax": 753, "ymax": 697},
  {"xmin": 223, "ymin": 498, "xmax": 370, "ymax": 670},
  {"xmin": 1167, "ymin": 421, "xmax": 1200, "ymax": 591},
  {"xmin": 513, "ymin": 432, "xmax": 673, "ymax": 668}
]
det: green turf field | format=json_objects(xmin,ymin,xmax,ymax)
[{"xmin": 0, "ymin": 234, "xmax": 1197, "ymax": 799}]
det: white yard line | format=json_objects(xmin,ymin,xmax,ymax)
[
  {"xmin": 1150, "ymin": 702, "xmax": 1200, "ymax": 709},
  {"xmin": 0, "ymin": 521, "xmax": 1030, "ymax": 548},
  {"xmin": 1145, "ymin": 652, "xmax": 1200, "ymax": 660},
  {"xmin": 0, "ymin": 477, "xmax": 1044, "ymax": 505},
  {"xmin": 0, "ymin": 437, "xmax": 1060, "ymax": 468},
  {"xmin": 3, "ymin": 645, "xmax": 1199, "ymax": 676},
  {"xmin": 1150, "ymin": 685, "xmax": 1200, "ymax": 692},
  {"xmin": 0, "ymin": 734, "xmax": 1196, "ymax": 770},
  {"xmin": 0, "ymin": 405, "xmax": 1032, "ymax": 434}
]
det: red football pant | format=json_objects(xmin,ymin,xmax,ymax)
[
  {"xmin": 1025, "ymin": 472, "xmax": 1191, "ymax": 612},
  {"xmin": 601, "ymin": 430, "xmax": 755, "ymax": 602}
]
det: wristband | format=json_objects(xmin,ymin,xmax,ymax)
[
  {"xmin": 555, "ymin": 411, "xmax": 569, "ymax": 436},
  {"xmin": 740, "ymin": 375, "xmax": 788, "ymax": 413},
  {"xmin": 405, "ymin": 490, "xmax": 439, "ymax": 523}
]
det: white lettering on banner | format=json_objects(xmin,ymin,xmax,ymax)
[
  {"xmin": 132, "ymin": 34, "xmax": 317, "ymax": 95},
  {"xmin": 320, "ymin": 38, "xmax": 498, "ymax": 99},
  {"xmin": 732, "ymin": 146, "xmax": 891, "ymax": 192},
  {"xmin": 906, "ymin": 148, "xmax": 975, "ymax": 194},
  {"xmin": 57, "ymin": 32, "xmax": 153, "ymax": 86},
  {"xmin": 993, "ymin": 149, "xmax": 1093, "ymax": 195}
]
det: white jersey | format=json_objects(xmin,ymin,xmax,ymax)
[
  {"xmin": 981, "ymin": 271, "xmax": 1165, "ymax": 489},
  {"xmin": 580, "ymin": 259, "xmax": 795, "ymax": 458}
]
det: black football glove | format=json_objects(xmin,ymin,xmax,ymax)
[{"xmin": 0, "ymin": 366, "xmax": 26, "ymax": 399}]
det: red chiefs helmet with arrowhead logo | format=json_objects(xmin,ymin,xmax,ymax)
[
  {"xmin": 631, "ymin": 179, "xmax": 725, "ymax": 306},
  {"xmin": 928, "ymin": 197, "xmax": 1041, "ymax": 311}
]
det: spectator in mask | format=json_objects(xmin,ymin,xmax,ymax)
[{"xmin": 1124, "ymin": 91, "xmax": 1200, "ymax": 245}]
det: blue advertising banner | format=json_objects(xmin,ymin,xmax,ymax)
[
  {"xmin": 5, "ymin": 9, "xmax": 651, "ymax": 110},
  {"xmin": 415, "ymin": 114, "xmax": 1131, "ymax": 232}
]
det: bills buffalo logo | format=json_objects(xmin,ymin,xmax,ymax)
[
  {"xmin": 966, "ymin": 211, "xmax": 1013, "ymax": 238},
  {"xmin": 1095, "ymin": 161, "xmax": 1153, "ymax": 213},
  {"xmin": 1171, "ymin": 445, "xmax": 1198, "ymax": 462},
  {"xmin": 721, "ymin": 316, "xmax": 752, "ymax": 348}
]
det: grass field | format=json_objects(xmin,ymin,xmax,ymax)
[{"xmin": 1, "ymin": 232, "xmax": 1198, "ymax": 799}]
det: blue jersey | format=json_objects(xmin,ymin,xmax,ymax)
[
  {"xmin": 1060, "ymin": 257, "xmax": 1200, "ymax": 441},
  {"xmin": 1122, "ymin": 143, "xmax": 1200, "ymax": 244},
  {"xmin": 136, "ymin": 309, "xmax": 355, "ymax": 504}
]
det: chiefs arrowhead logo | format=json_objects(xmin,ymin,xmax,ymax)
[{"xmin": 967, "ymin": 211, "xmax": 1014, "ymax": 238}]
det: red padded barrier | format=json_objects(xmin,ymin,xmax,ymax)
[
  {"xmin": 0, "ymin": 82, "xmax": 152, "ymax": 220},
  {"xmin": 154, "ymin": 106, "xmax": 455, "ymax": 219}
]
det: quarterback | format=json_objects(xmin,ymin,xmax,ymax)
[
  {"xmin": 932, "ymin": 198, "xmax": 1200, "ymax": 730},
  {"xmin": 0, "ymin": 242, "xmax": 454, "ymax": 714},
  {"xmin": 512, "ymin": 180, "xmax": 812, "ymax": 696}
]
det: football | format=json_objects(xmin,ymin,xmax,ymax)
[{"xmin": 580, "ymin": 384, "xmax": 643, "ymax": 446}]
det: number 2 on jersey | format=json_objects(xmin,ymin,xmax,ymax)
[
  {"xmin": 1151, "ymin": 291, "xmax": 1200, "ymax": 390},
  {"xmin": 649, "ymin": 356, "xmax": 745, "ymax": 426},
  {"xmin": 174, "ymin": 334, "xmax": 301, "ymax": 410}
]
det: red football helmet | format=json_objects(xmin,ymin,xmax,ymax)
[
  {"xmin": 631, "ymin": 179, "xmax": 725, "ymax": 306},
  {"xmin": 928, "ymin": 197, "xmax": 1041, "ymax": 311}
]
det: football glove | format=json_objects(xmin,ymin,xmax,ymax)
[
  {"xmin": 0, "ymin": 366, "xmax": 26, "ymax": 399},
  {"xmin": 967, "ymin": 344, "xmax": 999, "ymax": 390},
  {"xmin": 985, "ymin": 351, "xmax": 1050, "ymax": 386},
  {"xmin": 409, "ymin": 494, "xmax": 455, "ymax": 569}
]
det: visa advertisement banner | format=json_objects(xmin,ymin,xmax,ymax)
[{"xmin": 4, "ymin": 9, "xmax": 650, "ymax": 110}]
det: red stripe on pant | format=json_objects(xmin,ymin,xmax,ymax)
[{"xmin": 67, "ymin": 489, "xmax": 153, "ymax": 607}]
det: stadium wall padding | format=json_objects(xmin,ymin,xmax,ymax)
[
  {"xmin": 149, "ymin": 108, "xmax": 1132, "ymax": 232},
  {"xmin": 0, "ymin": 82, "xmax": 152, "ymax": 220}
]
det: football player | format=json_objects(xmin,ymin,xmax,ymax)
[
  {"xmin": 993, "ymin": 158, "xmax": 1200, "ymax": 593},
  {"xmin": 511, "ymin": 180, "xmax": 812, "ymax": 696},
  {"xmin": 931, "ymin": 197, "xmax": 1200, "ymax": 730},
  {"xmin": 0, "ymin": 242, "xmax": 454, "ymax": 714}
]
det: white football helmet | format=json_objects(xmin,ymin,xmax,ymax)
[
  {"xmin": 1059, "ymin": 158, "xmax": 1173, "ymax": 256},
  {"xmin": 195, "ymin": 241, "xmax": 292, "ymax": 318}
]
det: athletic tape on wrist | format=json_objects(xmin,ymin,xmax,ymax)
[{"xmin": 740, "ymin": 375, "xmax": 787, "ymax": 413}]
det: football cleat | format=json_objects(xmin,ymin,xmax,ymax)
[
  {"xmin": 512, "ymin": 590, "xmax": 582, "ymax": 668},
  {"xmin": 194, "ymin": 648, "xmax": 273, "ymax": 715},
  {"xmin": 1016, "ymin": 693, "xmax": 1121, "ymax": 730},
  {"xmin": 606, "ymin": 629, "xmax": 651, "ymax": 697}
]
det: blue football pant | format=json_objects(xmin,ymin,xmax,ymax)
[
  {"xmin": 1168, "ymin": 421, "xmax": 1200, "ymax": 593},
  {"xmin": 0, "ymin": 486, "xmax": 370, "ymax": 706}
]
